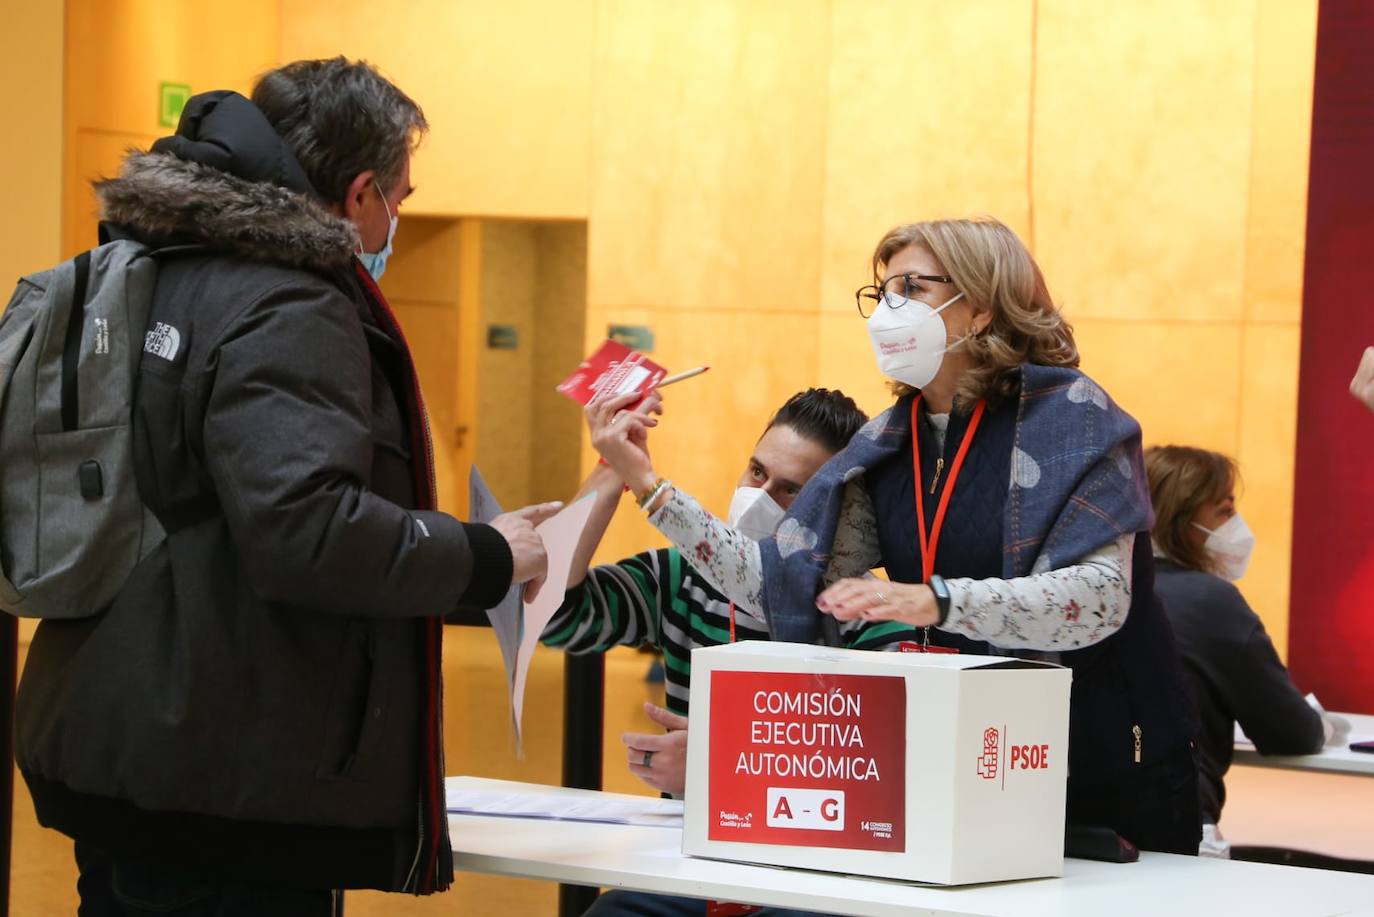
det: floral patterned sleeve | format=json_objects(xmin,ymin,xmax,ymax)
[
  {"xmin": 648, "ymin": 487, "xmax": 766, "ymax": 610},
  {"xmin": 942, "ymin": 533, "xmax": 1135, "ymax": 650},
  {"xmin": 648, "ymin": 480, "xmax": 884, "ymax": 627}
]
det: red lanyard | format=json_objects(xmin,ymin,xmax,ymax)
[
  {"xmin": 729, "ymin": 602, "xmax": 737, "ymax": 643},
  {"xmin": 912, "ymin": 395, "xmax": 986, "ymax": 583}
]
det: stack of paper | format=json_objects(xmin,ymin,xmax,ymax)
[{"xmin": 446, "ymin": 781, "xmax": 683, "ymax": 828}]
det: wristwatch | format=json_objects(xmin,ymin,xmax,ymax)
[{"xmin": 928, "ymin": 574, "xmax": 951, "ymax": 626}]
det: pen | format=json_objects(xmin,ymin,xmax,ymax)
[{"xmin": 658, "ymin": 365, "xmax": 710, "ymax": 388}]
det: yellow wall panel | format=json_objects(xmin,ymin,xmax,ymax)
[
  {"xmin": 530, "ymin": 223, "xmax": 591, "ymax": 506},
  {"xmin": 64, "ymin": 0, "xmax": 280, "ymax": 254},
  {"xmin": 1033, "ymin": 1, "xmax": 1255, "ymax": 324},
  {"xmin": 381, "ymin": 217, "xmax": 471, "ymax": 516},
  {"xmin": 3, "ymin": 0, "xmax": 62, "ymax": 649},
  {"xmin": 586, "ymin": 0, "xmax": 830, "ymax": 312},
  {"xmin": 65, "ymin": 0, "xmax": 279, "ymax": 137},
  {"xmin": 66, "ymin": 128, "xmax": 159, "ymax": 258},
  {"xmin": 816, "ymin": 312, "xmax": 898, "ymax": 421},
  {"xmin": 391, "ymin": 297, "xmax": 464, "ymax": 509},
  {"xmin": 1236, "ymin": 324, "xmax": 1301, "ymax": 657},
  {"xmin": 1243, "ymin": 0, "xmax": 1318, "ymax": 325},
  {"xmin": 477, "ymin": 221, "xmax": 541, "ymax": 508},
  {"xmin": 278, "ymin": 0, "xmax": 595, "ymax": 220},
  {"xmin": 821, "ymin": 0, "xmax": 1033, "ymax": 315},
  {"xmin": 464, "ymin": 219, "xmax": 588, "ymax": 510},
  {"xmin": 1073, "ymin": 319, "xmax": 1243, "ymax": 454},
  {"xmin": 382, "ymin": 217, "xmax": 464, "ymax": 305},
  {"xmin": 3, "ymin": 0, "xmax": 62, "ymax": 276}
]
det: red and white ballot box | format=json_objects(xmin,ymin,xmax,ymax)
[{"xmin": 682, "ymin": 642, "xmax": 1072, "ymax": 885}]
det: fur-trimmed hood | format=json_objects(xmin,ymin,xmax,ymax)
[
  {"xmin": 94, "ymin": 91, "xmax": 358, "ymax": 272},
  {"xmin": 97, "ymin": 150, "xmax": 358, "ymax": 272}
]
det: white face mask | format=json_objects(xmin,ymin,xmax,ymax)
[
  {"xmin": 865, "ymin": 290, "xmax": 965, "ymax": 389},
  {"xmin": 727, "ymin": 487, "xmax": 786, "ymax": 541},
  {"xmin": 1193, "ymin": 514, "xmax": 1255, "ymax": 581}
]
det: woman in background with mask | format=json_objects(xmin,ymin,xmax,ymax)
[
  {"xmin": 1146, "ymin": 446, "xmax": 1328, "ymax": 857},
  {"xmin": 637, "ymin": 217, "xmax": 1202, "ymax": 855}
]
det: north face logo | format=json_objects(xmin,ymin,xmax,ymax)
[{"xmin": 144, "ymin": 322, "xmax": 181, "ymax": 361}]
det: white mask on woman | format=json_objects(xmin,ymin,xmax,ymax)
[
  {"xmin": 727, "ymin": 487, "xmax": 786, "ymax": 542},
  {"xmin": 865, "ymin": 291, "xmax": 965, "ymax": 389},
  {"xmin": 1193, "ymin": 514, "xmax": 1255, "ymax": 581}
]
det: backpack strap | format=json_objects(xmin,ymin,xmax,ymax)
[{"xmin": 60, "ymin": 251, "xmax": 92, "ymax": 433}]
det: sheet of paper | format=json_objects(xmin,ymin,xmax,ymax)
[
  {"xmin": 445, "ymin": 781, "xmax": 683, "ymax": 828},
  {"xmin": 510, "ymin": 493, "xmax": 599, "ymax": 751},
  {"xmin": 468, "ymin": 468, "xmax": 523, "ymax": 708}
]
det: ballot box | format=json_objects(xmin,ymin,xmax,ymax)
[{"xmin": 682, "ymin": 641, "xmax": 1072, "ymax": 885}]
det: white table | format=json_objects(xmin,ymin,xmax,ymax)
[
  {"xmin": 1234, "ymin": 712, "xmax": 1374, "ymax": 776},
  {"xmin": 447, "ymin": 777, "xmax": 1374, "ymax": 917}
]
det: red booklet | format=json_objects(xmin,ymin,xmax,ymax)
[{"xmin": 556, "ymin": 339, "xmax": 668, "ymax": 406}]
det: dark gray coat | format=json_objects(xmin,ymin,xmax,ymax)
[
  {"xmin": 1156, "ymin": 560, "xmax": 1324, "ymax": 824},
  {"xmin": 16, "ymin": 95, "xmax": 511, "ymax": 892}
]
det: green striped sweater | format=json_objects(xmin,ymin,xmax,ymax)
[{"xmin": 542, "ymin": 547, "xmax": 917, "ymax": 716}]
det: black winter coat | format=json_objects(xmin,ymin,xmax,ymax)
[{"xmin": 16, "ymin": 92, "xmax": 511, "ymax": 893}]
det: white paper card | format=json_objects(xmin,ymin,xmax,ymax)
[
  {"xmin": 511, "ymin": 493, "xmax": 598, "ymax": 749},
  {"xmin": 468, "ymin": 467, "xmax": 523, "ymax": 705},
  {"xmin": 445, "ymin": 781, "xmax": 682, "ymax": 828}
]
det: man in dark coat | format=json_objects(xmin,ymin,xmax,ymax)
[{"xmin": 16, "ymin": 58, "xmax": 556, "ymax": 913}]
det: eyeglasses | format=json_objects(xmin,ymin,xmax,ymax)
[{"xmin": 855, "ymin": 273, "xmax": 954, "ymax": 318}]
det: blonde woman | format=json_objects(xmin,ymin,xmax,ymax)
[
  {"xmin": 1146, "ymin": 446, "xmax": 1327, "ymax": 857},
  {"xmin": 600, "ymin": 217, "xmax": 1202, "ymax": 855}
]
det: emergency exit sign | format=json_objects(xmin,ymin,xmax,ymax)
[{"xmin": 159, "ymin": 82, "xmax": 192, "ymax": 128}]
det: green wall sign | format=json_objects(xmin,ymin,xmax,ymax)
[
  {"xmin": 159, "ymin": 82, "xmax": 192, "ymax": 128},
  {"xmin": 608, "ymin": 324, "xmax": 654, "ymax": 352},
  {"xmin": 487, "ymin": 324, "xmax": 519, "ymax": 350}
]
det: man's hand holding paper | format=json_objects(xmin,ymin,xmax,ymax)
[{"xmin": 490, "ymin": 502, "xmax": 564, "ymax": 601}]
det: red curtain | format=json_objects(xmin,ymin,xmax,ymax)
[{"xmin": 1288, "ymin": 0, "xmax": 1374, "ymax": 713}]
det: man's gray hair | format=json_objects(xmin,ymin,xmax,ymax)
[{"xmin": 252, "ymin": 57, "xmax": 427, "ymax": 203}]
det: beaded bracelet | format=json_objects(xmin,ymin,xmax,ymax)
[{"xmin": 636, "ymin": 478, "xmax": 671, "ymax": 512}]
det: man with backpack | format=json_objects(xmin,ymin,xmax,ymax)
[{"xmin": 6, "ymin": 58, "xmax": 555, "ymax": 913}]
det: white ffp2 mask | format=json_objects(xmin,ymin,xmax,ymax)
[
  {"xmin": 1193, "ymin": 514, "xmax": 1255, "ymax": 581},
  {"xmin": 727, "ymin": 487, "xmax": 786, "ymax": 541},
  {"xmin": 866, "ymin": 291, "xmax": 964, "ymax": 389}
]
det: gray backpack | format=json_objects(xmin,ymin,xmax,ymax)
[{"xmin": 0, "ymin": 240, "xmax": 166, "ymax": 618}]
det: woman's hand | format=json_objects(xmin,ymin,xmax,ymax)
[
  {"xmin": 586, "ymin": 389, "xmax": 663, "ymax": 494},
  {"xmin": 816, "ymin": 578, "xmax": 939, "ymax": 627}
]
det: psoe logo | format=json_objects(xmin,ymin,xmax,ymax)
[
  {"xmin": 977, "ymin": 726, "xmax": 1000, "ymax": 780},
  {"xmin": 766, "ymin": 787, "xmax": 844, "ymax": 832}
]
